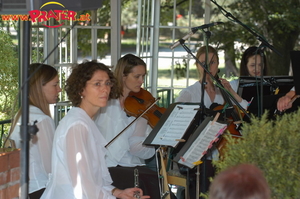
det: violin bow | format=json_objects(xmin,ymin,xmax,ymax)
[{"xmin": 105, "ymin": 97, "xmax": 161, "ymax": 148}]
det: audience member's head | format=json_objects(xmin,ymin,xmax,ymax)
[{"xmin": 209, "ymin": 164, "xmax": 271, "ymax": 199}]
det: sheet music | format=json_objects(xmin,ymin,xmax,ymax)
[
  {"xmin": 178, "ymin": 121, "xmax": 227, "ymax": 168},
  {"xmin": 150, "ymin": 104, "xmax": 199, "ymax": 147}
]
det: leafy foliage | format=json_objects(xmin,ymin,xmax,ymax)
[
  {"xmin": 121, "ymin": 0, "xmax": 140, "ymax": 26},
  {"xmin": 213, "ymin": 110, "xmax": 300, "ymax": 198},
  {"xmin": 0, "ymin": 30, "xmax": 19, "ymax": 120},
  {"xmin": 75, "ymin": 0, "xmax": 148, "ymax": 59},
  {"xmin": 211, "ymin": 0, "xmax": 300, "ymax": 75}
]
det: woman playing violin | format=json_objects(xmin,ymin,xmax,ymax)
[
  {"xmin": 176, "ymin": 45, "xmax": 248, "ymax": 109},
  {"xmin": 175, "ymin": 45, "xmax": 248, "ymax": 199},
  {"xmin": 94, "ymin": 54, "xmax": 161, "ymax": 199}
]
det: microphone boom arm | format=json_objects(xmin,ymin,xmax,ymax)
[{"xmin": 169, "ymin": 22, "xmax": 224, "ymax": 50}]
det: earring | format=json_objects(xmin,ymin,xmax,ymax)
[{"xmin": 81, "ymin": 96, "xmax": 83, "ymax": 99}]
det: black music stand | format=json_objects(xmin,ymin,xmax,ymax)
[
  {"xmin": 143, "ymin": 102, "xmax": 202, "ymax": 199},
  {"xmin": 143, "ymin": 102, "xmax": 202, "ymax": 149},
  {"xmin": 143, "ymin": 103, "xmax": 226, "ymax": 199},
  {"xmin": 238, "ymin": 76, "xmax": 295, "ymax": 102},
  {"xmin": 247, "ymin": 95, "xmax": 282, "ymax": 120},
  {"xmin": 239, "ymin": 75, "xmax": 300, "ymax": 119}
]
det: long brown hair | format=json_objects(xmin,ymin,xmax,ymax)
[
  {"xmin": 5, "ymin": 63, "xmax": 58, "ymax": 147},
  {"xmin": 28, "ymin": 63, "xmax": 58, "ymax": 116},
  {"xmin": 113, "ymin": 54, "xmax": 147, "ymax": 98},
  {"xmin": 240, "ymin": 46, "xmax": 268, "ymax": 76}
]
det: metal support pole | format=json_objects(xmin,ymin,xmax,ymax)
[{"xmin": 20, "ymin": 20, "xmax": 31, "ymax": 199}]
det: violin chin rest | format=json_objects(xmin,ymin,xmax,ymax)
[{"xmin": 209, "ymin": 103, "xmax": 220, "ymax": 110}]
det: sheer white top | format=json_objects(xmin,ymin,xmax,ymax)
[
  {"xmin": 10, "ymin": 105, "xmax": 54, "ymax": 194},
  {"xmin": 41, "ymin": 107, "xmax": 115, "ymax": 199}
]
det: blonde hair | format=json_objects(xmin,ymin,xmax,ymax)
[{"xmin": 195, "ymin": 45, "xmax": 219, "ymax": 81}]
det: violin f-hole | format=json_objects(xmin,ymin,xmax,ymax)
[{"xmin": 131, "ymin": 96, "xmax": 144, "ymax": 104}]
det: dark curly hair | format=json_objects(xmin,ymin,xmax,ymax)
[{"xmin": 65, "ymin": 60, "xmax": 118, "ymax": 107}]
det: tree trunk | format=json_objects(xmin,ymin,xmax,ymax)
[
  {"xmin": 267, "ymin": 30, "xmax": 300, "ymax": 75},
  {"xmin": 224, "ymin": 41, "xmax": 238, "ymax": 77}
]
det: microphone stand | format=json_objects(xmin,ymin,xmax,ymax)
[
  {"xmin": 210, "ymin": 0, "xmax": 282, "ymax": 117},
  {"xmin": 256, "ymin": 44, "xmax": 267, "ymax": 117},
  {"xmin": 198, "ymin": 30, "xmax": 211, "ymax": 199}
]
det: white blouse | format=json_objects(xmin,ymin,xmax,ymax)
[
  {"xmin": 10, "ymin": 105, "xmax": 54, "ymax": 194},
  {"xmin": 94, "ymin": 99, "xmax": 155, "ymax": 167},
  {"xmin": 41, "ymin": 107, "xmax": 115, "ymax": 199},
  {"xmin": 175, "ymin": 81, "xmax": 248, "ymax": 109}
]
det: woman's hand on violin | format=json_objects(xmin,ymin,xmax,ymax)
[
  {"xmin": 219, "ymin": 78, "xmax": 232, "ymax": 91},
  {"xmin": 219, "ymin": 77, "xmax": 243, "ymax": 103}
]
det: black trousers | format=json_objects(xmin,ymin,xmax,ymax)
[
  {"xmin": 109, "ymin": 166, "xmax": 161, "ymax": 199},
  {"xmin": 28, "ymin": 188, "xmax": 45, "ymax": 199}
]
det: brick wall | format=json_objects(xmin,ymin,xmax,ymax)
[{"xmin": 0, "ymin": 149, "xmax": 20, "ymax": 199}]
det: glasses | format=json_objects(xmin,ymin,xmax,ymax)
[{"xmin": 87, "ymin": 80, "xmax": 114, "ymax": 89}]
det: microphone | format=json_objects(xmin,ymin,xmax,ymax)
[
  {"xmin": 169, "ymin": 22, "xmax": 224, "ymax": 50},
  {"xmin": 192, "ymin": 22, "xmax": 224, "ymax": 31}
]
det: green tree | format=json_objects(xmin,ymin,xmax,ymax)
[
  {"xmin": 0, "ymin": 30, "xmax": 19, "ymax": 120},
  {"xmin": 77, "ymin": 0, "xmax": 133, "ymax": 58},
  {"xmin": 211, "ymin": 0, "xmax": 300, "ymax": 76},
  {"xmin": 121, "ymin": 0, "xmax": 139, "ymax": 27}
]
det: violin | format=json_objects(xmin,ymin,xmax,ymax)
[
  {"xmin": 124, "ymin": 88, "xmax": 166, "ymax": 128},
  {"xmin": 213, "ymin": 75, "xmax": 244, "ymax": 157},
  {"xmin": 105, "ymin": 88, "xmax": 166, "ymax": 148}
]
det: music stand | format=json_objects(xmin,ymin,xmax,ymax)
[
  {"xmin": 247, "ymin": 95, "xmax": 282, "ymax": 119},
  {"xmin": 238, "ymin": 76, "xmax": 295, "ymax": 102},
  {"xmin": 238, "ymin": 76, "xmax": 296, "ymax": 120},
  {"xmin": 143, "ymin": 103, "xmax": 227, "ymax": 199}
]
